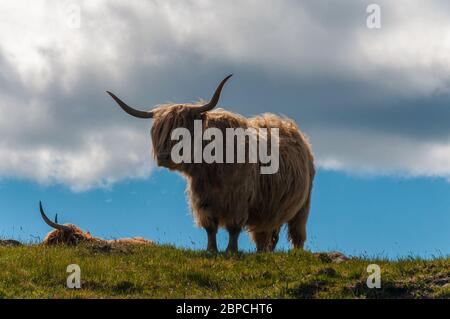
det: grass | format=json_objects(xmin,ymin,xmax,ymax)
[{"xmin": 0, "ymin": 243, "xmax": 449, "ymax": 299}]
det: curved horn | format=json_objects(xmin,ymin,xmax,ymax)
[
  {"xmin": 106, "ymin": 91, "xmax": 154, "ymax": 119},
  {"xmin": 192, "ymin": 74, "xmax": 233, "ymax": 114},
  {"xmin": 39, "ymin": 201, "xmax": 70, "ymax": 231}
]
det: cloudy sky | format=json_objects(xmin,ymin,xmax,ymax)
[{"xmin": 1, "ymin": 0, "xmax": 449, "ymax": 257}]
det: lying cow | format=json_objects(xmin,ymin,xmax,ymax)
[{"xmin": 39, "ymin": 201, "xmax": 153, "ymax": 246}]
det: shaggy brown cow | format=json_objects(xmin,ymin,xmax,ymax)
[
  {"xmin": 39, "ymin": 202, "xmax": 153, "ymax": 246},
  {"xmin": 107, "ymin": 75, "xmax": 315, "ymax": 253},
  {"xmin": 0, "ymin": 239, "xmax": 22, "ymax": 247}
]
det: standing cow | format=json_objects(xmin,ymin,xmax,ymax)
[{"xmin": 107, "ymin": 75, "xmax": 315, "ymax": 252}]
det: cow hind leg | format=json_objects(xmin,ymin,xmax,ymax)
[
  {"xmin": 288, "ymin": 197, "xmax": 311, "ymax": 249},
  {"xmin": 250, "ymin": 227, "xmax": 280, "ymax": 252},
  {"xmin": 269, "ymin": 227, "xmax": 280, "ymax": 252},
  {"xmin": 251, "ymin": 231, "xmax": 271, "ymax": 252}
]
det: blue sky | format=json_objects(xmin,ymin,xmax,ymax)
[
  {"xmin": 1, "ymin": 169, "xmax": 449, "ymax": 258},
  {"xmin": 1, "ymin": 1, "xmax": 450, "ymax": 257}
]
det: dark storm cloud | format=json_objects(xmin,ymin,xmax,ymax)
[{"xmin": 1, "ymin": 0, "xmax": 450, "ymax": 190}]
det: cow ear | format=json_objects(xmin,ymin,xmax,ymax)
[{"xmin": 188, "ymin": 108, "xmax": 203, "ymax": 120}]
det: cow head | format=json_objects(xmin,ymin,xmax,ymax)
[
  {"xmin": 107, "ymin": 75, "xmax": 232, "ymax": 170},
  {"xmin": 39, "ymin": 201, "xmax": 93, "ymax": 245}
]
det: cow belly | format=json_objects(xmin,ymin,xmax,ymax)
[{"xmin": 246, "ymin": 176, "xmax": 309, "ymax": 232}]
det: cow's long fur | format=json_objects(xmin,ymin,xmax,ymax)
[
  {"xmin": 43, "ymin": 224, "xmax": 95, "ymax": 245},
  {"xmin": 149, "ymin": 103, "xmax": 315, "ymax": 252}
]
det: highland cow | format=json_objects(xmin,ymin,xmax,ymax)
[
  {"xmin": 39, "ymin": 202, "xmax": 153, "ymax": 246},
  {"xmin": 107, "ymin": 75, "xmax": 315, "ymax": 253},
  {"xmin": 0, "ymin": 239, "xmax": 22, "ymax": 247}
]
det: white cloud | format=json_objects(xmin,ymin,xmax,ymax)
[
  {"xmin": 1, "ymin": 0, "xmax": 450, "ymax": 190},
  {"xmin": 313, "ymin": 128, "xmax": 450, "ymax": 178},
  {"xmin": 0, "ymin": 127, "xmax": 152, "ymax": 191},
  {"xmin": 356, "ymin": 1, "xmax": 450, "ymax": 95}
]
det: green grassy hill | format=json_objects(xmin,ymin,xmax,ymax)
[{"xmin": 0, "ymin": 244, "xmax": 448, "ymax": 298}]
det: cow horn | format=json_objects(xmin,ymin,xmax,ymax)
[
  {"xmin": 39, "ymin": 201, "xmax": 70, "ymax": 231},
  {"xmin": 106, "ymin": 91, "xmax": 154, "ymax": 119},
  {"xmin": 192, "ymin": 74, "xmax": 233, "ymax": 114}
]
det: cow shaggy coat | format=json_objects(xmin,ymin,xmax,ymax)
[{"xmin": 108, "ymin": 75, "xmax": 315, "ymax": 252}]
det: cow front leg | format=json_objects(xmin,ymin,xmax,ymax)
[
  {"xmin": 226, "ymin": 227, "xmax": 241, "ymax": 253},
  {"xmin": 205, "ymin": 224, "xmax": 218, "ymax": 252}
]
